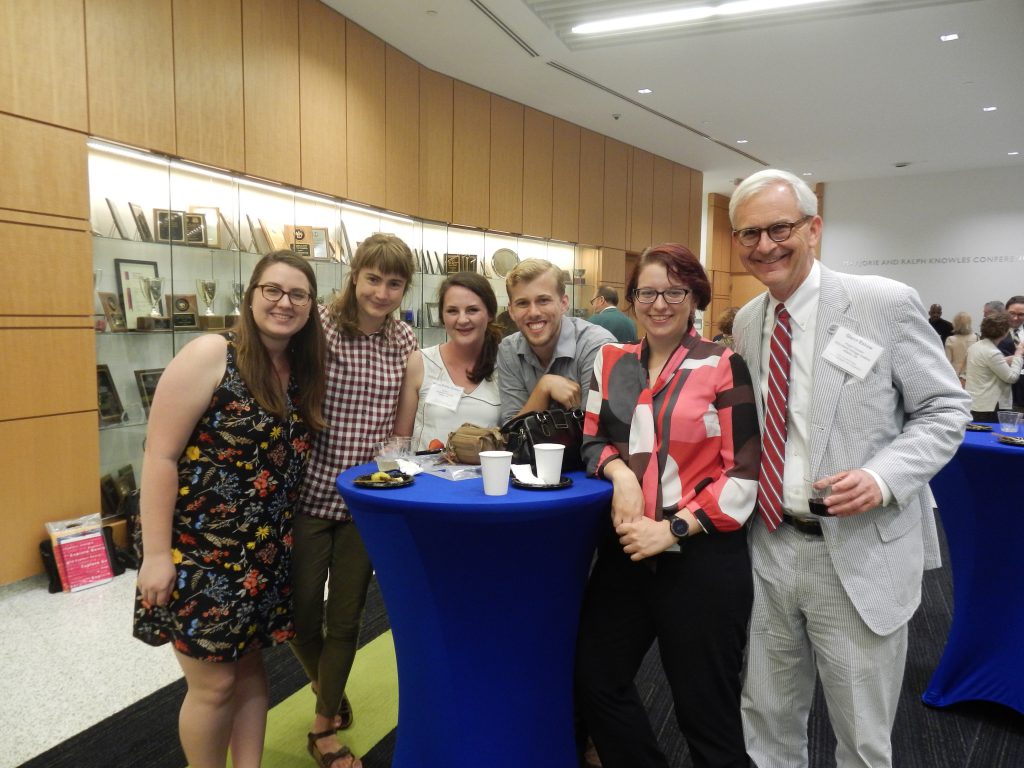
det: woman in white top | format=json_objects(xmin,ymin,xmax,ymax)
[
  {"xmin": 965, "ymin": 311, "xmax": 1024, "ymax": 422},
  {"xmin": 944, "ymin": 311, "xmax": 978, "ymax": 385},
  {"xmin": 396, "ymin": 272, "xmax": 502, "ymax": 450}
]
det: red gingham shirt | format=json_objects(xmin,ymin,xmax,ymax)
[{"xmin": 299, "ymin": 305, "xmax": 418, "ymax": 521}]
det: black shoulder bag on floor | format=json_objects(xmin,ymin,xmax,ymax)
[{"xmin": 500, "ymin": 408, "xmax": 586, "ymax": 473}]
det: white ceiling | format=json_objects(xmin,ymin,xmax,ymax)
[{"xmin": 323, "ymin": 0, "xmax": 1023, "ymax": 196}]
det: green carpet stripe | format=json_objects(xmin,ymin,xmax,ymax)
[{"xmin": 256, "ymin": 630, "xmax": 399, "ymax": 767}]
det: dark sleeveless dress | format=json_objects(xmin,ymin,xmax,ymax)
[{"xmin": 132, "ymin": 343, "xmax": 312, "ymax": 661}]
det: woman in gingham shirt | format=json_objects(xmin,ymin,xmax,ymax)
[{"xmin": 290, "ymin": 234, "xmax": 417, "ymax": 768}]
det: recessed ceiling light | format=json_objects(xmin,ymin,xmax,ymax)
[
  {"xmin": 983, "ymin": 106, "xmax": 998, "ymax": 112},
  {"xmin": 637, "ymin": 88, "xmax": 653, "ymax": 94},
  {"xmin": 1010, "ymin": 151, "xmax": 1021, "ymax": 156},
  {"xmin": 939, "ymin": 33, "xmax": 959, "ymax": 42},
  {"xmin": 802, "ymin": 172, "xmax": 813, "ymax": 176},
  {"xmin": 736, "ymin": 139, "xmax": 749, "ymax": 144},
  {"xmin": 572, "ymin": 0, "xmax": 843, "ymax": 34}
]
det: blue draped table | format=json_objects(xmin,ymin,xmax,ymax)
[
  {"xmin": 923, "ymin": 428, "xmax": 1024, "ymax": 714},
  {"xmin": 337, "ymin": 465, "xmax": 612, "ymax": 768}
]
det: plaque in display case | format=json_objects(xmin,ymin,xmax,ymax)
[
  {"xmin": 134, "ymin": 368, "xmax": 164, "ymax": 417},
  {"xmin": 154, "ymin": 209, "xmax": 186, "ymax": 244},
  {"xmin": 106, "ymin": 198, "xmax": 130, "ymax": 240},
  {"xmin": 97, "ymin": 291, "xmax": 127, "ymax": 332},
  {"xmin": 184, "ymin": 213, "xmax": 207, "ymax": 247},
  {"xmin": 114, "ymin": 258, "xmax": 162, "ymax": 330},
  {"xmin": 166, "ymin": 294, "xmax": 200, "ymax": 330},
  {"xmin": 128, "ymin": 202, "xmax": 153, "ymax": 242},
  {"xmin": 189, "ymin": 206, "xmax": 220, "ymax": 248},
  {"xmin": 97, "ymin": 364, "xmax": 125, "ymax": 426}
]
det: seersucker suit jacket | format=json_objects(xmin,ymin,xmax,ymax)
[{"xmin": 734, "ymin": 264, "xmax": 971, "ymax": 636}]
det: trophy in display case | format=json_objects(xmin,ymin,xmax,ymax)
[
  {"xmin": 225, "ymin": 281, "xmax": 244, "ymax": 328},
  {"xmin": 196, "ymin": 279, "xmax": 225, "ymax": 330},
  {"xmin": 136, "ymin": 276, "xmax": 171, "ymax": 330}
]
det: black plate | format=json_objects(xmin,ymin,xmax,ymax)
[
  {"xmin": 353, "ymin": 471, "xmax": 414, "ymax": 489},
  {"xmin": 966, "ymin": 423, "xmax": 993, "ymax": 432},
  {"xmin": 511, "ymin": 475, "xmax": 573, "ymax": 491},
  {"xmin": 996, "ymin": 435, "xmax": 1024, "ymax": 447}
]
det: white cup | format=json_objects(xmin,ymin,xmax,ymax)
[
  {"xmin": 997, "ymin": 410, "xmax": 1021, "ymax": 434},
  {"xmin": 479, "ymin": 450, "xmax": 513, "ymax": 496},
  {"xmin": 533, "ymin": 443, "xmax": 565, "ymax": 485}
]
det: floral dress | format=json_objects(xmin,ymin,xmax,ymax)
[{"xmin": 133, "ymin": 343, "xmax": 312, "ymax": 662}]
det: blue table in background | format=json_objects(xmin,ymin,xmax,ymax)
[
  {"xmin": 923, "ymin": 428, "xmax": 1024, "ymax": 714},
  {"xmin": 337, "ymin": 465, "xmax": 613, "ymax": 768}
]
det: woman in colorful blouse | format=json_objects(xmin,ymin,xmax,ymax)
[
  {"xmin": 134, "ymin": 250, "xmax": 325, "ymax": 768},
  {"xmin": 290, "ymin": 233, "xmax": 417, "ymax": 768},
  {"xmin": 576, "ymin": 243, "xmax": 760, "ymax": 768}
]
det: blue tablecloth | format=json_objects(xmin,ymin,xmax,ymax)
[
  {"xmin": 337, "ymin": 464, "xmax": 613, "ymax": 768},
  {"xmin": 923, "ymin": 428, "xmax": 1024, "ymax": 713}
]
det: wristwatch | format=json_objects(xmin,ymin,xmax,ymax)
[{"xmin": 668, "ymin": 514, "xmax": 691, "ymax": 541}]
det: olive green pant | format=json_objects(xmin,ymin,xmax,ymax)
[{"xmin": 289, "ymin": 514, "xmax": 372, "ymax": 720}]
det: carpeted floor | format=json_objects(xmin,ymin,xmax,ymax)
[{"xmin": 23, "ymin": 524, "xmax": 1024, "ymax": 768}]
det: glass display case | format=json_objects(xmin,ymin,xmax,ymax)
[{"xmin": 89, "ymin": 139, "xmax": 592, "ymax": 496}]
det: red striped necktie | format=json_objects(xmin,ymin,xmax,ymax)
[{"xmin": 758, "ymin": 304, "xmax": 792, "ymax": 532}]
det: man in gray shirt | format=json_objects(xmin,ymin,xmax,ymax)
[{"xmin": 497, "ymin": 259, "xmax": 615, "ymax": 424}]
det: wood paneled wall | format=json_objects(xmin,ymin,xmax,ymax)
[{"xmin": 0, "ymin": 0, "xmax": 706, "ymax": 584}]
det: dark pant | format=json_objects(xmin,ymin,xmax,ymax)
[{"xmin": 575, "ymin": 523, "xmax": 753, "ymax": 768}]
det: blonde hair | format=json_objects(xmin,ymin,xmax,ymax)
[{"xmin": 505, "ymin": 258, "xmax": 565, "ymax": 298}]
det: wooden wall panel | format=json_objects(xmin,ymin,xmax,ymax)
[
  {"xmin": 0, "ymin": 114, "xmax": 88, "ymax": 219},
  {"xmin": 669, "ymin": 163, "xmax": 692, "ymax": 248},
  {"xmin": 0, "ymin": 223, "xmax": 91, "ymax": 316},
  {"xmin": 599, "ymin": 247, "xmax": 626, "ymax": 285},
  {"xmin": 418, "ymin": 67, "xmax": 453, "ymax": 224},
  {"xmin": 385, "ymin": 46, "xmax": 420, "ymax": 217},
  {"xmin": 603, "ymin": 138, "xmax": 628, "ymax": 250},
  {"xmin": 689, "ymin": 169, "xmax": 704, "ymax": 255},
  {"xmin": 0, "ymin": 0, "xmax": 88, "ymax": 130},
  {"xmin": 551, "ymin": 118, "xmax": 580, "ymax": 244},
  {"xmin": 243, "ymin": 0, "xmax": 300, "ymax": 186},
  {"xmin": 346, "ymin": 23, "xmax": 386, "ymax": 208},
  {"xmin": 0, "ymin": 329, "xmax": 96, "ymax": 420},
  {"xmin": 298, "ymin": 0, "xmax": 347, "ymax": 198},
  {"xmin": 522, "ymin": 108, "xmax": 553, "ymax": 239},
  {"xmin": 489, "ymin": 96, "xmax": 524, "ymax": 234},
  {"xmin": 628, "ymin": 148, "xmax": 654, "ymax": 252},
  {"xmin": 86, "ymin": 0, "xmax": 175, "ymax": 154},
  {"xmin": 452, "ymin": 81, "xmax": 490, "ymax": 229},
  {"xmin": 705, "ymin": 192, "xmax": 732, "ymax": 272},
  {"xmin": 173, "ymin": 0, "xmax": 244, "ymax": 172},
  {"xmin": 0, "ymin": 413, "xmax": 100, "ymax": 584},
  {"xmin": 732, "ymin": 273, "xmax": 766, "ymax": 306},
  {"xmin": 651, "ymin": 155, "xmax": 674, "ymax": 246},
  {"xmin": 578, "ymin": 129, "xmax": 604, "ymax": 247}
]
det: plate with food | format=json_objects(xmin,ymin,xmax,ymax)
[
  {"xmin": 965, "ymin": 423, "xmax": 993, "ymax": 432},
  {"xmin": 996, "ymin": 435, "xmax": 1024, "ymax": 447},
  {"xmin": 353, "ymin": 470, "xmax": 414, "ymax": 489}
]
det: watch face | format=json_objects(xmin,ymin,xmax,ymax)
[{"xmin": 669, "ymin": 516, "xmax": 689, "ymax": 539}]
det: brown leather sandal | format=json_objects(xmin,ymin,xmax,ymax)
[
  {"xmin": 336, "ymin": 693, "xmax": 354, "ymax": 730},
  {"xmin": 307, "ymin": 728, "xmax": 359, "ymax": 768}
]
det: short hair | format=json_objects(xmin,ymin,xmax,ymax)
[
  {"xmin": 951, "ymin": 311, "xmax": 972, "ymax": 335},
  {"xmin": 929, "ymin": 304, "xmax": 942, "ymax": 317},
  {"xmin": 330, "ymin": 233, "xmax": 414, "ymax": 337},
  {"xmin": 980, "ymin": 311, "xmax": 1010, "ymax": 341},
  {"xmin": 729, "ymin": 169, "xmax": 818, "ymax": 225},
  {"xmin": 505, "ymin": 258, "xmax": 565, "ymax": 298},
  {"xmin": 627, "ymin": 243, "xmax": 710, "ymax": 312},
  {"xmin": 596, "ymin": 285, "xmax": 619, "ymax": 305},
  {"xmin": 1005, "ymin": 295, "xmax": 1024, "ymax": 310},
  {"xmin": 717, "ymin": 306, "xmax": 739, "ymax": 335},
  {"xmin": 983, "ymin": 300, "xmax": 1005, "ymax": 316}
]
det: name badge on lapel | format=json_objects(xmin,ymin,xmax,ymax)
[
  {"xmin": 821, "ymin": 326, "xmax": 882, "ymax": 380},
  {"xmin": 426, "ymin": 381, "xmax": 463, "ymax": 411}
]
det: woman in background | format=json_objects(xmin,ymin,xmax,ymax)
[
  {"xmin": 965, "ymin": 310, "xmax": 1023, "ymax": 422},
  {"xmin": 712, "ymin": 305, "xmax": 739, "ymax": 349},
  {"xmin": 395, "ymin": 271, "xmax": 502, "ymax": 451},
  {"xmin": 290, "ymin": 234, "xmax": 417, "ymax": 768},
  {"xmin": 575, "ymin": 243, "xmax": 759, "ymax": 768},
  {"xmin": 944, "ymin": 311, "xmax": 977, "ymax": 386},
  {"xmin": 134, "ymin": 251, "xmax": 325, "ymax": 768}
]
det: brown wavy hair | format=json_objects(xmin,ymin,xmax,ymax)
[
  {"xmin": 233, "ymin": 250, "xmax": 325, "ymax": 431},
  {"xmin": 329, "ymin": 233, "xmax": 414, "ymax": 338},
  {"xmin": 438, "ymin": 271, "xmax": 501, "ymax": 383}
]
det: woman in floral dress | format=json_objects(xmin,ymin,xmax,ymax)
[{"xmin": 134, "ymin": 251, "xmax": 326, "ymax": 768}]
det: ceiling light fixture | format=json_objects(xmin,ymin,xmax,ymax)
[
  {"xmin": 802, "ymin": 172, "xmax": 813, "ymax": 176},
  {"xmin": 939, "ymin": 33, "xmax": 959, "ymax": 42},
  {"xmin": 572, "ymin": 0, "xmax": 841, "ymax": 34},
  {"xmin": 982, "ymin": 106, "xmax": 998, "ymax": 112},
  {"xmin": 1010, "ymin": 151, "xmax": 1020, "ymax": 156},
  {"xmin": 638, "ymin": 88, "xmax": 653, "ymax": 94},
  {"xmin": 736, "ymin": 139, "xmax": 749, "ymax": 144}
]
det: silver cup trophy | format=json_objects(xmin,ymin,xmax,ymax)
[
  {"xmin": 141, "ymin": 276, "xmax": 165, "ymax": 317},
  {"xmin": 197, "ymin": 279, "xmax": 218, "ymax": 316},
  {"xmin": 231, "ymin": 281, "xmax": 244, "ymax": 315}
]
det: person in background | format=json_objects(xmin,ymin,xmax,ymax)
[
  {"xmin": 588, "ymin": 285, "xmax": 637, "ymax": 343},
  {"xmin": 394, "ymin": 272, "xmax": 502, "ymax": 451},
  {"xmin": 496, "ymin": 259, "xmax": 615, "ymax": 424},
  {"xmin": 290, "ymin": 234, "xmax": 417, "ymax": 768},
  {"xmin": 928, "ymin": 304, "xmax": 954, "ymax": 345},
  {"xmin": 944, "ymin": 311, "xmax": 977, "ymax": 386},
  {"xmin": 712, "ymin": 306, "xmax": 740, "ymax": 349},
  {"xmin": 134, "ymin": 251, "xmax": 326, "ymax": 768},
  {"xmin": 982, "ymin": 300, "xmax": 1005, "ymax": 319},
  {"xmin": 576, "ymin": 243, "xmax": 760, "ymax": 768},
  {"xmin": 729, "ymin": 169, "xmax": 970, "ymax": 768},
  {"xmin": 965, "ymin": 310, "xmax": 1023, "ymax": 422},
  {"xmin": 997, "ymin": 295, "xmax": 1024, "ymax": 412}
]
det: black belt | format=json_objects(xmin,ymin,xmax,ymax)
[{"xmin": 781, "ymin": 514, "xmax": 823, "ymax": 536}]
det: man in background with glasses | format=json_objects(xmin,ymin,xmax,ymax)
[
  {"xmin": 588, "ymin": 286, "xmax": 637, "ymax": 343},
  {"xmin": 729, "ymin": 169, "xmax": 969, "ymax": 768},
  {"xmin": 998, "ymin": 295, "xmax": 1024, "ymax": 411}
]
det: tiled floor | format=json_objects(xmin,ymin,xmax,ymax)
[{"xmin": 0, "ymin": 573, "xmax": 182, "ymax": 768}]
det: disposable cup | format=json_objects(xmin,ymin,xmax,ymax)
[
  {"xmin": 533, "ymin": 443, "xmax": 565, "ymax": 485},
  {"xmin": 997, "ymin": 410, "xmax": 1021, "ymax": 434},
  {"xmin": 479, "ymin": 450, "xmax": 513, "ymax": 496}
]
